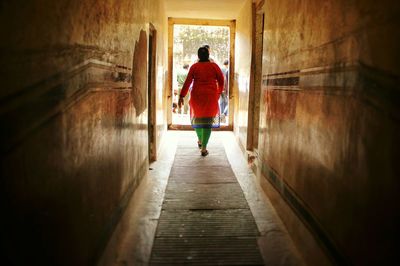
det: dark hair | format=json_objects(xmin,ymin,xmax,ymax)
[
  {"xmin": 198, "ymin": 47, "xmax": 209, "ymax": 62},
  {"xmin": 223, "ymin": 60, "xmax": 229, "ymax": 65},
  {"xmin": 203, "ymin": 44, "xmax": 210, "ymax": 50},
  {"xmin": 183, "ymin": 63, "xmax": 189, "ymax": 69}
]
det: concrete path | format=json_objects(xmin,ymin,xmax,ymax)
[
  {"xmin": 149, "ymin": 137, "xmax": 264, "ymax": 265},
  {"xmin": 98, "ymin": 131, "xmax": 305, "ymax": 266}
]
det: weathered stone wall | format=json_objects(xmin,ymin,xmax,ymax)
[
  {"xmin": 149, "ymin": 0, "xmax": 169, "ymax": 149},
  {"xmin": 234, "ymin": 0, "xmax": 252, "ymax": 149},
  {"xmin": 257, "ymin": 0, "xmax": 400, "ymax": 264},
  {"xmin": 0, "ymin": 0, "xmax": 168, "ymax": 265}
]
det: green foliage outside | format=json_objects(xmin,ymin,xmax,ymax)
[{"xmin": 173, "ymin": 25, "xmax": 230, "ymax": 67}]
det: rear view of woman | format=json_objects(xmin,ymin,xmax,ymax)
[{"xmin": 178, "ymin": 47, "xmax": 224, "ymax": 156}]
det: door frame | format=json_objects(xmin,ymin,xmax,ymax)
[
  {"xmin": 148, "ymin": 23, "xmax": 157, "ymax": 162},
  {"xmin": 247, "ymin": 2, "xmax": 265, "ymax": 151},
  {"xmin": 167, "ymin": 18, "xmax": 236, "ymax": 130}
]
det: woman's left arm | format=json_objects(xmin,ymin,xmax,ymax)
[
  {"xmin": 178, "ymin": 65, "xmax": 195, "ymax": 108},
  {"xmin": 180, "ymin": 65, "xmax": 195, "ymax": 98}
]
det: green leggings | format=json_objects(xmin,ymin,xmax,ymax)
[{"xmin": 195, "ymin": 128, "xmax": 212, "ymax": 148}]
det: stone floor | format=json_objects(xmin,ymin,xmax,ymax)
[
  {"xmin": 98, "ymin": 131, "xmax": 305, "ymax": 266},
  {"xmin": 150, "ymin": 138, "xmax": 263, "ymax": 265}
]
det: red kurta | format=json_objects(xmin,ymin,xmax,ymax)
[{"xmin": 180, "ymin": 62, "xmax": 224, "ymax": 121}]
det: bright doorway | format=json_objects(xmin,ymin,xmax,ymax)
[{"xmin": 168, "ymin": 18, "xmax": 236, "ymax": 130}]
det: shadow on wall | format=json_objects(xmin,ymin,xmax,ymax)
[
  {"xmin": 132, "ymin": 30, "xmax": 148, "ymax": 116},
  {"xmin": 1, "ymin": 89, "xmax": 147, "ymax": 265},
  {"xmin": 258, "ymin": 67, "xmax": 400, "ymax": 264}
]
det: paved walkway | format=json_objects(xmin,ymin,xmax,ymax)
[
  {"xmin": 98, "ymin": 131, "xmax": 305, "ymax": 266},
  {"xmin": 150, "ymin": 138, "xmax": 264, "ymax": 265}
]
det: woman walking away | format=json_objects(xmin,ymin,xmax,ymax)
[{"xmin": 178, "ymin": 47, "xmax": 224, "ymax": 156}]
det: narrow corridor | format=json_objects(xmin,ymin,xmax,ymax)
[
  {"xmin": 99, "ymin": 131, "xmax": 303, "ymax": 265},
  {"xmin": 1, "ymin": 0, "xmax": 399, "ymax": 265}
]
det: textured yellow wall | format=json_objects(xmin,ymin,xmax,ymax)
[
  {"xmin": 149, "ymin": 0, "xmax": 169, "ymax": 145},
  {"xmin": 257, "ymin": 0, "xmax": 400, "ymax": 264},
  {"xmin": 0, "ymin": 0, "xmax": 168, "ymax": 265},
  {"xmin": 233, "ymin": 0, "xmax": 252, "ymax": 149}
]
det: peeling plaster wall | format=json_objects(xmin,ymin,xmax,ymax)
[
  {"xmin": 257, "ymin": 0, "xmax": 400, "ymax": 264},
  {"xmin": 234, "ymin": 0, "xmax": 252, "ymax": 149},
  {"xmin": 0, "ymin": 0, "xmax": 168, "ymax": 265}
]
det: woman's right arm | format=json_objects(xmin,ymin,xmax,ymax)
[{"xmin": 214, "ymin": 64, "xmax": 225, "ymax": 94}]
